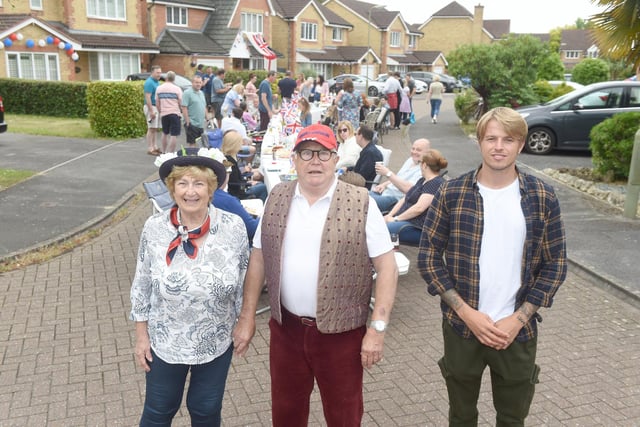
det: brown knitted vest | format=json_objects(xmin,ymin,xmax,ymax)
[{"xmin": 261, "ymin": 180, "xmax": 373, "ymax": 333}]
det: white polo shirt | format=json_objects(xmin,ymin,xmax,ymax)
[{"xmin": 253, "ymin": 178, "xmax": 392, "ymax": 317}]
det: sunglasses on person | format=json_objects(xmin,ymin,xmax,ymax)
[
  {"xmin": 297, "ymin": 149, "xmax": 336, "ymax": 162},
  {"xmin": 338, "ymin": 128, "xmax": 349, "ymax": 133}
]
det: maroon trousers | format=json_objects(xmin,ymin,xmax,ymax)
[{"xmin": 269, "ymin": 309, "xmax": 366, "ymax": 427}]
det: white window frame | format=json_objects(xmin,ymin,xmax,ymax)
[
  {"xmin": 301, "ymin": 23, "xmax": 318, "ymax": 41},
  {"xmin": 390, "ymin": 31, "xmax": 401, "ymax": 47},
  {"xmin": 86, "ymin": 0, "xmax": 126, "ymax": 21},
  {"xmin": 88, "ymin": 52, "xmax": 140, "ymax": 81},
  {"xmin": 30, "ymin": 0, "xmax": 43, "ymax": 9},
  {"xmin": 332, "ymin": 28, "xmax": 343, "ymax": 42},
  {"xmin": 241, "ymin": 12, "xmax": 263, "ymax": 33},
  {"xmin": 408, "ymin": 35, "xmax": 417, "ymax": 48},
  {"xmin": 166, "ymin": 6, "xmax": 187, "ymax": 26},
  {"xmin": 565, "ymin": 50, "xmax": 580, "ymax": 59},
  {"xmin": 7, "ymin": 52, "xmax": 60, "ymax": 80},
  {"xmin": 587, "ymin": 45, "xmax": 599, "ymax": 58}
]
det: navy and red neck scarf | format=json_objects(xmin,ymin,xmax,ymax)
[{"xmin": 166, "ymin": 206, "xmax": 210, "ymax": 265}]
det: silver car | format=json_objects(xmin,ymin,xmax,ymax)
[
  {"xmin": 327, "ymin": 74, "xmax": 386, "ymax": 97},
  {"xmin": 517, "ymin": 81, "xmax": 640, "ymax": 154}
]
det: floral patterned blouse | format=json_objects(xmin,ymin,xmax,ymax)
[
  {"xmin": 338, "ymin": 90, "xmax": 362, "ymax": 130},
  {"xmin": 130, "ymin": 205, "xmax": 249, "ymax": 364}
]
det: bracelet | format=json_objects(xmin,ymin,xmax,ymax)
[{"xmin": 385, "ymin": 171, "xmax": 393, "ymax": 177}]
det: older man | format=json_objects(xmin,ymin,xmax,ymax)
[
  {"xmin": 181, "ymin": 74, "xmax": 207, "ymax": 146},
  {"xmin": 233, "ymin": 123, "xmax": 398, "ymax": 427},
  {"xmin": 372, "ymin": 138, "xmax": 432, "ymax": 212}
]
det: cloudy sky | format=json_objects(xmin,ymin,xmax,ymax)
[{"xmin": 368, "ymin": 0, "xmax": 606, "ymax": 33}]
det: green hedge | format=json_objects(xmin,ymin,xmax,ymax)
[
  {"xmin": 0, "ymin": 78, "xmax": 88, "ymax": 118},
  {"xmin": 87, "ymin": 81, "xmax": 146, "ymax": 139},
  {"xmin": 589, "ymin": 112, "xmax": 639, "ymax": 180}
]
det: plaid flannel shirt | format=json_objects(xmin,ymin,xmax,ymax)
[{"xmin": 418, "ymin": 167, "xmax": 567, "ymax": 342}]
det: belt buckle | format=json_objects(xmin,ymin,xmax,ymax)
[{"xmin": 300, "ymin": 317, "xmax": 315, "ymax": 327}]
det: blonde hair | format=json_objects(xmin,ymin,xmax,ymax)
[
  {"xmin": 222, "ymin": 130, "xmax": 243, "ymax": 157},
  {"xmin": 476, "ymin": 107, "xmax": 528, "ymax": 142},
  {"xmin": 166, "ymin": 166, "xmax": 217, "ymax": 200},
  {"xmin": 336, "ymin": 120, "xmax": 354, "ymax": 142},
  {"xmin": 422, "ymin": 149, "xmax": 448, "ymax": 173},
  {"xmin": 232, "ymin": 83, "xmax": 244, "ymax": 95}
]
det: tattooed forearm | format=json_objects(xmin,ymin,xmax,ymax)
[
  {"xmin": 517, "ymin": 302, "xmax": 539, "ymax": 323},
  {"xmin": 441, "ymin": 289, "xmax": 464, "ymax": 311}
]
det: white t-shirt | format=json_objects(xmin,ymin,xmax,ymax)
[
  {"xmin": 477, "ymin": 178, "xmax": 525, "ymax": 321},
  {"xmin": 253, "ymin": 178, "xmax": 392, "ymax": 317},
  {"xmin": 384, "ymin": 157, "xmax": 422, "ymax": 199}
]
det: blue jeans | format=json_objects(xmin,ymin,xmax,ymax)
[
  {"xmin": 387, "ymin": 220, "xmax": 422, "ymax": 245},
  {"xmin": 430, "ymin": 99, "xmax": 442, "ymax": 118},
  {"xmin": 140, "ymin": 345, "xmax": 233, "ymax": 427},
  {"xmin": 369, "ymin": 191, "xmax": 398, "ymax": 214},
  {"xmin": 247, "ymin": 182, "xmax": 268, "ymax": 202}
]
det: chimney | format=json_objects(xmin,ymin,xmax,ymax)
[{"xmin": 472, "ymin": 4, "xmax": 484, "ymax": 44}]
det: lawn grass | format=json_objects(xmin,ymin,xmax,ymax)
[
  {"xmin": 0, "ymin": 168, "xmax": 36, "ymax": 190},
  {"xmin": 5, "ymin": 113, "xmax": 102, "ymax": 139}
]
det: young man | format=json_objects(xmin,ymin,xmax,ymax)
[
  {"xmin": 418, "ymin": 107, "xmax": 567, "ymax": 426},
  {"xmin": 143, "ymin": 65, "xmax": 162, "ymax": 155},
  {"xmin": 258, "ymin": 71, "xmax": 277, "ymax": 131},
  {"xmin": 181, "ymin": 74, "xmax": 207, "ymax": 146},
  {"xmin": 211, "ymin": 69, "xmax": 230, "ymax": 128},
  {"xmin": 351, "ymin": 125, "xmax": 382, "ymax": 189},
  {"xmin": 233, "ymin": 124, "xmax": 398, "ymax": 427}
]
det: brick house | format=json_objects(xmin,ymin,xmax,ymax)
[{"xmin": 559, "ymin": 29, "xmax": 599, "ymax": 70}]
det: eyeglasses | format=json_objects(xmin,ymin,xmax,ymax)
[
  {"xmin": 297, "ymin": 149, "xmax": 336, "ymax": 162},
  {"xmin": 338, "ymin": 128, "xmax": 349, "ymax": 133}
]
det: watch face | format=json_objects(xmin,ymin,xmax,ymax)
[{"xmin": 371, "ymin": 320, "xmax": 386, "ymax": 331}]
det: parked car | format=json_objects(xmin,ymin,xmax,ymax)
[
  {"xmin": 517, "ymin": 81, "xmax": 640, "ymax": 154},
  {"xmin": 125, "ymin": 72, "xmax": 192, "ymax": 92},
  {"xmin": 327, "ymin": 74, "xmax": 385, "ymax": 97},
  {"xmin": 375, "ymin": 74, "xmax": 428, "ymax": 94},
  {"xmin": 0, "ymin": 96, "xmax": 6, "ymax": 133},
  {"xmin": 409, "ymin": 71, "xmax": 462, "ymax": 92},
  {"xmin": 547, "ymin": 80, "xmax": 584, "ymax": 90}
]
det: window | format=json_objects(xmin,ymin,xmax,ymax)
[
  {"xmin": 408, "ymin": 35, "xmax": 417, "ymax": 48},
  {"xmin": 86, "ymin": 0, "xmax": 126, "ymax": 20},
  {"xmin": 240, "ymin": 57, "xmax": 265, "ymax": 70},
  {"xmin": 167, "ymin": 7, "xmax": 187, "ymax": 26},
  {"xmin": 390, "ymin": 32, "xmax": 401, "ymax": 47},
  {"xmin": 587, "ymin": 46, "xmax": 599, "ymax": 58},
  {"xmin": 88, "ymin": 52, "xmax": 140, "ymax": 81},
  {"xmin": 565, "ymin": 50, "xmax": 580, "ymax": 59},
  {"xmin": 332, "ymin": 28, "xmax": 343, "ymax": 42},
  {"xmin": 241, "ymin": 12, "xmax": 263, "ymax": 33},
  {"xmin": 576, "ymin": 87, "xmax": 622, "ymax": 109},
  {"xmin": 301, "ymin": 23, "xmax": 318, "ymax": 41},
  {"xmin": 30, "ymin": 0, "xmax": 43, "ymax": 9},
  {"xmin": 7, "ymin": 53, "xmax": 59, "ymax": 80}
]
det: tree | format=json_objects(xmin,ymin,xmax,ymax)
[
  {"xmin": 590, "ymin": 0, "xmax": 640, "ymax": 69},
  {"xmin": 571, "ymin": 58, "xmax": 610, "ymax": 84},
  {"xmin": 537, "ymin": 53, "xmax": 565, "ymax": 80},
  {"xmin": 448, "ymin": 35, "xmax": 548, "ymax": 111}
]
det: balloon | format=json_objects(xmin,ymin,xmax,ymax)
[
  {"xmin": 4, "ymin": 39, "xmax": 12, "ymax": 47},
  {"xmin": 26, "ymin": 39, "xmax": 35, "ymax": 48},
  {"xmin": 64, "ymin": 42, "xmax": 72, "ymax": 50},
  {"xmin": 38, "ymin": 39, "xmax": 46, "ymax": 47},
  {"xmin": 16, "ymin": 33, "xmax": 23, "ymax": 41},
  {"xmin": 9, "ymin": 33, "xmax": 17, "ymax": 41},
  {"xmin": 67, "ymin": 48, "xmax": 74, "ymax": 56},
  {"xmin": 58, "ymin": 41, "xmax": 65, "ymax": 49},
  {"xmin": 46, "ymin": 36, "xmax": 54, "ymax": 44},
  {"xmin": 53, "ymin": 37, "xmax": 60, "ymax": 45},
  {"xmin": 71, "ymin": 52, "xmax": 79, "ymax": 61}
]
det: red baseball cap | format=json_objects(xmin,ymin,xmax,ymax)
[{"xmin": 294, "ymin": 123, "xmax": 337, "ymax": 151}]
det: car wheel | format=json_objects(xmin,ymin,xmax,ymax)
[
  {"xmin": 525, "ymin": 127, "xmax": 555, "ymax": 155},
  {"xmin": 368, "ymin": 86, "xmax": 379, "ymax": 97}
]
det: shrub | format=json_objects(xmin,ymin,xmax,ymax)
[
  {"xmin": 87, "ymin": 81, "xmax": 146, "ymax": 139},
  {"xmin": 572, "ymin": 58, "xmax": 610, "ymax": 85},
  {"xmin": 589, "ymin": 112, "xmax": 640, "ymax": 180},
  {"xmin": 532, "ymin": 80, "xmax": 553, "ymax": 103},
  {"xmin": 454, "ymin": 88, "xmax": 481, "ymax": 124},
  {"xmin": 0, "ymin": 78, "xmax": 87, "ymax": 118}
]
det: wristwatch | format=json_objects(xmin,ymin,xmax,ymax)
[
  {"xmin": 393, "ymin": 216, "xmax": 399, "ymax": 222},
  {"xmin": 385, "ymin": 171, "xmax": 393, "ymax": 177},
  {"xmin": 369, "ymin": 320, "xmax": 387, "ymax": 332}
]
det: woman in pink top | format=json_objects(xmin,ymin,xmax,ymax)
[{"xmin": 244, "ymin": 73, "xmax": 259, "ymax": 116}]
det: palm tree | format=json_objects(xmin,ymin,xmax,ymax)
[{"xmin": 590, "ymin": 0, "xmax": 640, "ymax": 69}]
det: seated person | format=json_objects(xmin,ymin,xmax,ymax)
[
  {"xmin": 212, "ymin": 169, "xmax": 259, "ymax": 242},
  {"xmin": 335, "ymin": 120, "xmax": 361, "ymax": 171},
  {"xmin": 222, "ymin": 130, "xmax": 267, "ymax": 202},
  {"xmin": 221, "ymin": 107, "xmax": 257, "ymax": 164},
  {"xmin": 371, "ymin": 138, "xmax": 431, "ymax": 212},
  {"xmin": 350, "ymin": 125, "xmax": 381, "ymax": 190},
  {"xmin": 240, "ymin": 101, "xmax": 258, "ymax": 131},
  {"xmin": 384, "ymin": 149, "xmax": 448, "ymax": 244}
]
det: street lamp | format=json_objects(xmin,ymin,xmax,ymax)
[{"xmin": 366, "ymin": 4, "xmax": 385, "ymax": 95}]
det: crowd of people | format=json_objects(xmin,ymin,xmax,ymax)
[{"xmin": 134, "ymin": 65, "xmax": 567, "ymax": 427}]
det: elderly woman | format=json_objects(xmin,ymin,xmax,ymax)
[
  {"xmin": 335, "ymin": 120, "xmax": 361, "ymax": 171},
  {"xmin": 222, "ymin": 130, "xmax": 268, "ymax": 202},
  {"xmin": 130, "ymin": 147, "xmax": 249, "ymax": 426},
  {"xmin": 336, "ymin": 77, "xmax": 362, "ymax": 130},
  {"xmin": 384, "ymin": 149, "xmax": 448, "ymax": 244},
  {"xmin": 222, "ymin": 83, "xmax": 244, "ymax": 118}
]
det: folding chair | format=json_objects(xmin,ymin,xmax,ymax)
[
  {"xmin": 372, "ymin": 145, "xmax": 392, "ymax": 186},
  {"xmin": 142, "ymin": 179, "xmax": 174, "ymax": 214}
]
